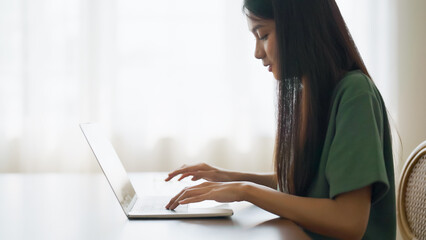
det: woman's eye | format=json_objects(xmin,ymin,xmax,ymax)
[{"xmin": 260, "ymin": 34, "xmax": 269, "ymax": 41}]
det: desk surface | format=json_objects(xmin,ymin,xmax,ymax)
[{"xmin": 0, "ymin": 173, "xmax": 311, "ymax": 240}]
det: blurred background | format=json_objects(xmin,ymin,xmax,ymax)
[{"xmin": 0, "ymin": 0, "xmax": 425, "ymax": 175}]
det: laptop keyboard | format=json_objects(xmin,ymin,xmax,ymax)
[
  {"xmin": 130, "ymin": 174, "xmax": 201, "ymax": 213},
  {"xmin": 134, "ymin": 196, "xmax": 188, "ymax": 212}
]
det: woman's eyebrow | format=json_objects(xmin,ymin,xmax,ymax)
[{"xmin": 251, "ymin": 24, "xmax": 265, "ymax": 33}]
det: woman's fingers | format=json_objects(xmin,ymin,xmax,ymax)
[
  {"xmin": 166, "ymin": 182, "xmax": 243, "ymax": 210},
  {"xmin": 179, "ymin": 193, "xmax": 211, "ymax": 205},
  {"xmin": 191, "ymin": 175, "xmax": 201, "ymax": 181},
  {"xmin": 165, "ymin": 182, "xmax": 213, "ymax": 210},
  {"xmin": 164, "ymin": 163, "xmax": 211, "ymax": 181},
  {"xmin": 178, "ymin": 170, "xmax": 220, "ymax": 182},
  {"xmin": 164, "ymin": 165, "xmax": 198, "ymax": 182},
  {"xmin": 167, "ymin": 187, "xmax": 210, "ymax": 210},
  {"xmin": 165, "ymin": 187, "xmax": 187, "ymax": 209},
  {"xmin": 165, "ymin": 167, "xmax": 195, "ymax": 181},
  {"xmin": 177, "ymin": 172, "xmax": 197, "ymax": 181}
]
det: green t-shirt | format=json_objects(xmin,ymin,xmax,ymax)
[{"xmin": 304, "ymin": 70, "xmax": 396, "ymax": 239}]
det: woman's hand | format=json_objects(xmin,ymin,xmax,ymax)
[
  {"xmin": 164, "ymin": 163, "xmax": 233, "ymax": 182},
  {"xmin": 165, "ymin": 181, "xmax": 248, "ymax": 210}
]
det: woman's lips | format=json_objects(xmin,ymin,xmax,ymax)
[{"xmin": 268, "ymin": 65, "xmax": 272, "ymax": 72}]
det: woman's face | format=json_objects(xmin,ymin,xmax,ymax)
[{"xmin": 246, "ymin": 13, "xmax": 279, "ymax": 80}]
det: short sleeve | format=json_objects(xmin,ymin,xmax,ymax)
[{"xmin": 325, "ymin": 92, "xmax": 389, "ymax": 205}]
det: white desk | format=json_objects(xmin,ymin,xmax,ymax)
[{"xmin": 0, "ymin": 173, "xmax": 311, "ymax": 240}]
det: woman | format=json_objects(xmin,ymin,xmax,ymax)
[{"xmin": 165, "ymin": 0, "xmax": 396, "ymax": 239}]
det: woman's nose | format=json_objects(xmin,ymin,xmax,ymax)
[{"xmin": 254, "ymin": 41, "xmax": 264, "ymax": 59}]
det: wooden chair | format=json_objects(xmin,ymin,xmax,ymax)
[{"xmin": 397, "ymin": 141, "xmax": 426, "ymax": 240}]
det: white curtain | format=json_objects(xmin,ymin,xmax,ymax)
[
  {"xmin": 336, "ymin": 0, "xmax": 398, "ymax": 116},
  {"xmin": 0, "ymin": 0, "xmax": 396, "ymax": 173}
]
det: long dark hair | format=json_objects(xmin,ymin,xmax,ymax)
[{"xmin": 244, "ymin": 0, "xmax": 371, "ymax": 195}]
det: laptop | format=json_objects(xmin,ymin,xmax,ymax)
[{"xmin": 80, "ymin": 123, "xmax": 233, "ymax": 219}]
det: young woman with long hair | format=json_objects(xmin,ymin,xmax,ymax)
[{"xmin": 165, "ymin": 0, "xmax": 396, "ymax": 239}]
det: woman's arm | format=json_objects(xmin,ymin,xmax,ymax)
[
  {"xmin": 167, "ymin": 181, "xmax": 371, "ymax": 240},
  {"xmin": 228, "ymin": 171, "xmax": 277, "ymax": 189},
  {"xmin": 244, "ymin": 183, "xmax": 372, "ymax": 240}
]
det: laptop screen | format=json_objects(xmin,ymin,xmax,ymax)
[{"xmin": 80, "ymin": 123, "xmax": 136, "ymax": 214}]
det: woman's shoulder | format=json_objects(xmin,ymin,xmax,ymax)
[{"xmin": 332, "ymin": 70, "xmax": 381, "ymax": 104}]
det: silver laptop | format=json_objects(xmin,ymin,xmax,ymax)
[{"xmin": 80, "ymin": 123, "xmax": 233, "ymax": 219}]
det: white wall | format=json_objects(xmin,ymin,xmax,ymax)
[
  {"xmin": 395, "ymin": 1, "xmax": 426, "ymax": 239},
  {"xmin": 396, "ymin": 0, "xmax": 426, "ymax": 171}
]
